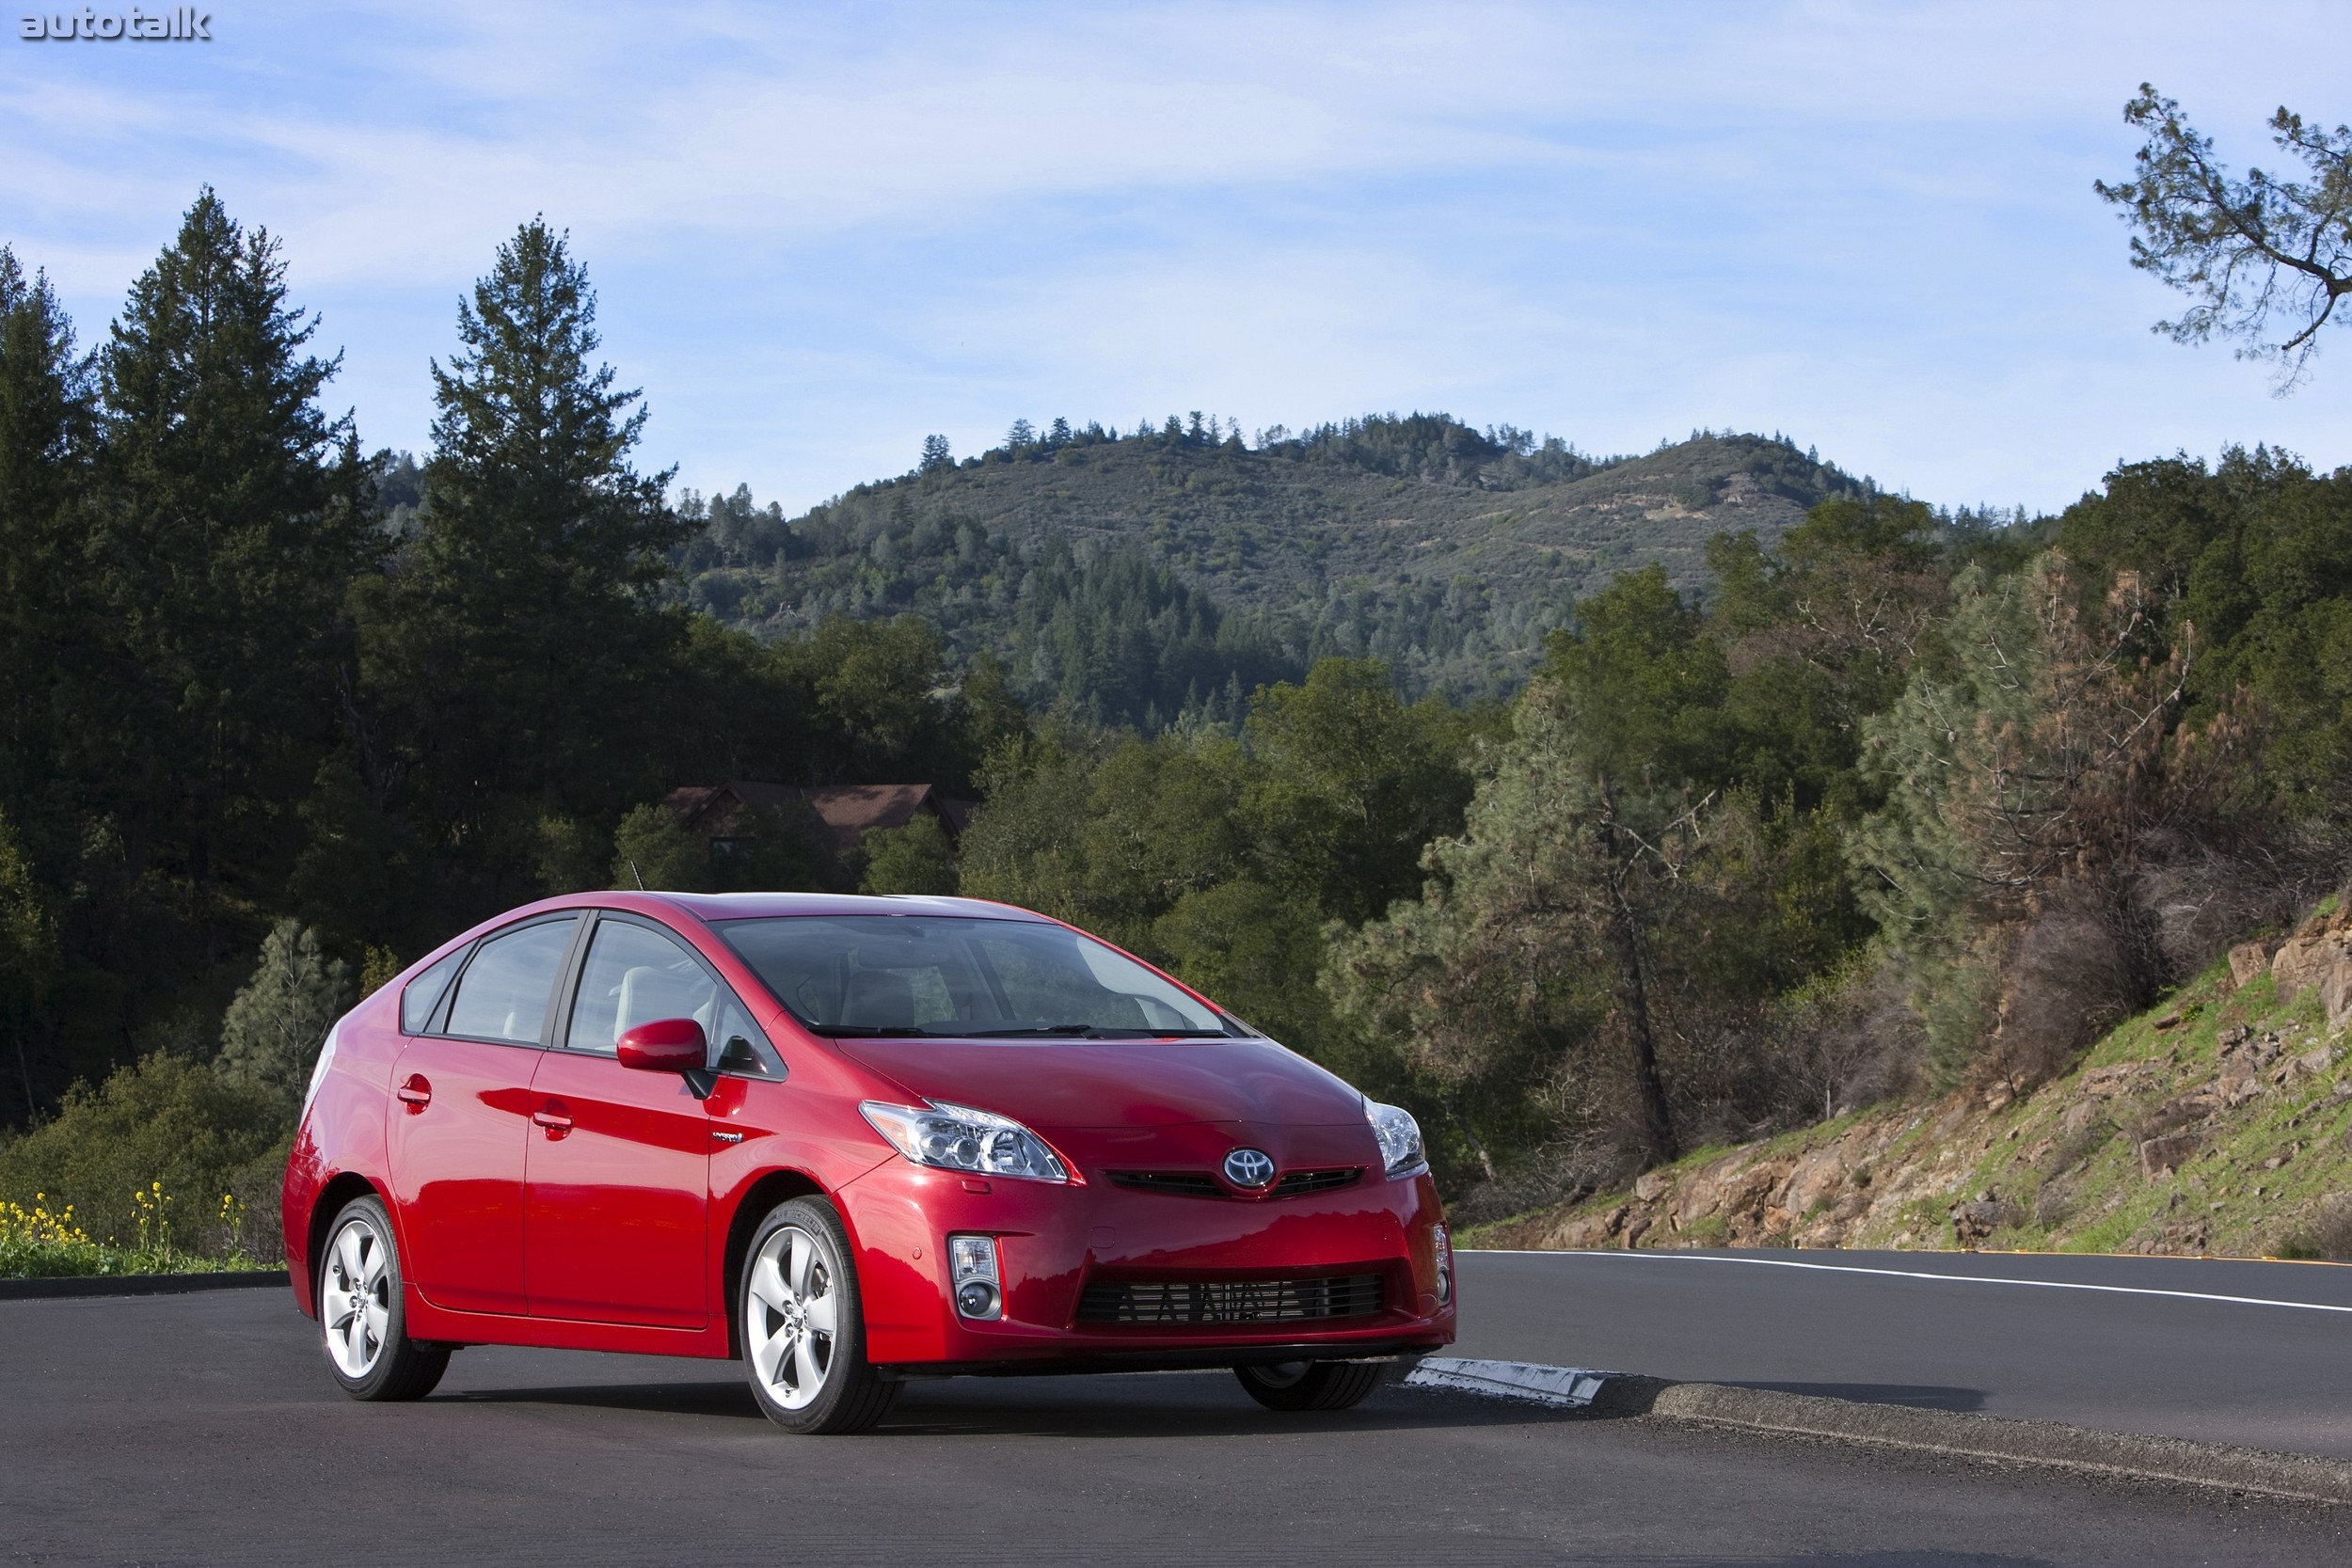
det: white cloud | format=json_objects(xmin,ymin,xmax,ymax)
[{"xmin": 4, "ymin": 0, "xmax": 2347, "ymax": 512}]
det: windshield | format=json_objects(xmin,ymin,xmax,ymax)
[{"xmin": 714, "ymin": 915, "xmax": 1228, "ymax": 1037}]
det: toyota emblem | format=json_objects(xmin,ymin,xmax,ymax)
[{"xmin": 1222, "ymin": 1148, "xmax": 1277, "ymax": 1189}]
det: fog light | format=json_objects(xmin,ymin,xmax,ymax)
[
  {"xmin": 949, "ymin": 1234, "xmax": 1002, "ymax": 1321},
  {"xmin": 1434, "ymin": 1225, "xmax": 1453, "ymax": 1307}
]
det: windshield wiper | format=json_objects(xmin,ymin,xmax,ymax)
[
  {"xmin": 964, "ymin": 1024, "xmax": 1227, "ymax": 1038},
  {"xmin": 807, "ymin": 1023, "xmax": 938, "ymax": 1037}
]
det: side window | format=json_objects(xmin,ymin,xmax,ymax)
[
  {"xmin": 569, "ymin": 919, "xmax": 720, "ymax": 1058},
  {"xmin": 400, "ymin": 946, "xmax": 469, "ymax": 1034},
  {"xmin": 442, "ymin": 916, "xmax": 579, "ymax": 1045}
]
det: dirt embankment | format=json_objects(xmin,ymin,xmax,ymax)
[{"xmin": 1472, "ymin": 907, "xmax": 2352, "ymax": 1259}]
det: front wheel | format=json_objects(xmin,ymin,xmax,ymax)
[
  {"xmin": 739, "ymin": 1197, "xmax": 898, "ymax": 1434},
  {"xmin": 318, "ymin": 1196, "xmax": 448, "ymax": 1402},
  {"xmin": 1233, "ymin": 1358, "xmax": 1386, "ymax": 1412}
]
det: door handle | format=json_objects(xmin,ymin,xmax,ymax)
[
  {"xmin": 532, "ymin": 1101, "xmax": 574, "ymax": 1135},
  {"xmin": 395, "ymin": 1075, "xmax": 432, "ymax": 1111}
]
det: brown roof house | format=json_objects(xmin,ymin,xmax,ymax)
[{"xmin": 662, "ymin": 782, "xmax": 974, "ymax": 886}]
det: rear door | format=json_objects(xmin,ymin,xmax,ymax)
[
  {"xmin": 387, "ymin": 913, "xmax": 580, "ymax": 1316},
  {"xmin": 523, "ymin": 911, "xmax": 718, "ymax": 1328}
]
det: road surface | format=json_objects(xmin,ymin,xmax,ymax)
[
  {"xmin": 1454, "ymin": 1247, "xmax": 2352, "ymax": 1460},
  {"xmin": 2, "ymin": 1275, "xmax": 2345, "ymax": 1566}
]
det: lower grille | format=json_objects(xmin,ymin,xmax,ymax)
[{"xmin": 1076, "ymin": 1273, "xmax": 1385, "ymax": 1326}]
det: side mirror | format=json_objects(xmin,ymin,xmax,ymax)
[{"xmin": 617, "ymin": 1018, "xmax": 708, "ymax": 1074}]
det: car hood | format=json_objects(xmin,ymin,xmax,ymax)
[{"xmin": 836, "ymin": 1036, "xmax": 1366, "ymax": 1131}]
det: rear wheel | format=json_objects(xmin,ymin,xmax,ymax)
[
  {"xmin": 1233, "ymin": 1358, "xmax": 1386, "ymax": 1412},
  {"xmin": 318, "ymin": 1196, "xmax": 448, "ymax": 1402},
  {"xmin": 739, "ymin": 1197, "xmax": 898, "ymax": 1434}
]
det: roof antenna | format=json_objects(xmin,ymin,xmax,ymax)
[{"xmin": 628, "ymin": 859, "xmax": 646, "ymax": 891}]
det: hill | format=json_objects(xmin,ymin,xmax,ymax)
[
  {"xmin": 678, "ymin": 416, "xmax": 1875, "ymax": 721},
  {"xmin": 1471, "ymin": 900, "xmax": 2352, "ymax": 1261}
]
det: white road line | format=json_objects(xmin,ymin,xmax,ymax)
[{"xmin": 1467, "ymin": 1248, "xmax": 2352, "ymax": 1315}]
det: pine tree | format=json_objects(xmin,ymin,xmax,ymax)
[
  {"xmin": 92, "ymin": 191, "xmax": 368, "ymax": 946},
  {"xmin": 215, "ymin": 918, "xmax": 353, "ymax": 1101},
  {"xmin": 918, "ymin": 433, "xmax": 952, "ymax": 473},
  {"xmin": 0, "ymin": 805, "xmax": 56, "ymax": 1120},
  {"xmin": 356, "ymin": 220, "xmax": 686, "ymax": 863},
  {"xmin": 0, "ymin": 249, "xmax": 96, "ymax": 874},
  {"xmin": 1325, "ymin": 692, "xmax": 1687, "ymax": 1173}
]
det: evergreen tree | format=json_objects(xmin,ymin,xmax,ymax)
[
  {"xmin": 0, "ymin": 248, "xmax": 96, "ymax": 879},
  {"xmin": 356, "ymin": 219, "xmax": 688, "ymax": 875},
  {"xmin": 215, "ymin": 919, "xmax": 353, "ymax": 1101},
  {"xmin": 92, "ymin": 190, "xmax": 367, "ymax": 957},
  {"xmin": 2098, "ymin": 87, "xmax": 2352, "ymax": 389},
  {"xmin": 0, "ymin": 807, "xmax": 56, "ymax": 1120},
  {"xmin": 1325, "ymin": 693, "xmax": 1687, "ymax": 1174}
]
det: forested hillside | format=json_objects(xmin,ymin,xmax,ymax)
[{"xmin": 677, "ymin": 419, "xmax": 1883, "ymax": 722}]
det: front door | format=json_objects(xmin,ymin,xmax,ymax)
[
  {"xmin": 524, "ymin": 913, "xmax": 715, "ymax": 1328},
  {"xmin": 386, "ymin": 913, "xmax": 580, "ymax": 1317}
]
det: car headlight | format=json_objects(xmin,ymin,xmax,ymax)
[
  {"xmin": 1364, "ymin": 1099, "xmax": 1425, "ymax": 1179},
  {"xmin": 860, "ymin": 1101, "xmax": 1070, "ymax": 1182}
]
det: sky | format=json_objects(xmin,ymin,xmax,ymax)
[{"xmin": 5, "ymin": 0, "xmax": 2349, "ymax": 517}]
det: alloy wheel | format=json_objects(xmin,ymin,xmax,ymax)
[
  {"xmin": 322, "ymin": 1213, "xmax": 391, "ymax": 1379},
  {"xmin": 745, "ymin": 1225, "xmax": 839, "ymax": 1411}
]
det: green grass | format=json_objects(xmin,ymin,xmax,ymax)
[{"xmin": 0, "ymin": 1187, "xmax": 271, "ymax": 1279}]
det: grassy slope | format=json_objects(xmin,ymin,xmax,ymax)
[{"xmin": 1470, "ymin": 951, "xmax": 2352, "ymax": 1259}]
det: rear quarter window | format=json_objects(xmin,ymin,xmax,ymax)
[{"xmin": 400, "ymin": 946, "xmax": 469, "ymax": 1034}]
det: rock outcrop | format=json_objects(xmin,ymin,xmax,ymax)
[{"xmin": 2271, "ymin": 909, "xmax": 2352, "ymax": 1027}]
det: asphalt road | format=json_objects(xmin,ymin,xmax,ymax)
[
  {"xmin": 1453, "ymin": 1249, "xmax": 2352, "ymax": 1461},
  {"xmin": 4, "ymin": 1282, "xmax": 2347, "ymax": 1566}
]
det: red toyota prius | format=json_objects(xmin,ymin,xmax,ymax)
[{"xmin": 281, "ymin": 893, "xmax": 1454, "ymax": 1433}]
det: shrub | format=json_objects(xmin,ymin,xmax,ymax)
[
  {"xmin": 0, "ymin": 1052, "xmax": 291, "ymax": 1264},
  {"xmin": 859, "ymin": 816, "xmax": 958, "ymax": 896},
  {"xmin": 2279, "ymin": 1195, "xmax": 2352, "ymax": 1261},
  {"xmin": 612, "ymin": 802, "xmax": 715, "ymax": 892}
]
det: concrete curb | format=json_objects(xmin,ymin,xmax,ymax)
[
  {"xmin": 1407, "ymin": 1358, "xmax": 2352, "ymax": 1505},
  {"xmin": 1406, "ymin": 1358, "xmax": 1613, "ymax": 1404},
  {"xmin": 0, "ymin": 1270, "xmax": 284, "ymax": 1302}
]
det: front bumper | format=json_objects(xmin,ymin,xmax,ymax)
[{"xmin": 836, "ymin": 1159, "xmax": 1455, "ymax": 1370}]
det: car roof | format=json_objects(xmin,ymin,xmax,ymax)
[{"xmin": 606, "ymin": 891, "xmax": 1052, "ymax": 925}]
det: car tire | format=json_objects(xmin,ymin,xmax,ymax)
[
  {"xmin": 739, "ymin": 1197, "xmax": 898, "ymax": 1434},
  {"xmin": 318, "ymin": 1195, "xmax": 449, "ymax": 1402},
  {"xmin": 1233, "ymin": 1358, "xmax": 1387, "ymax": 1412}
]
